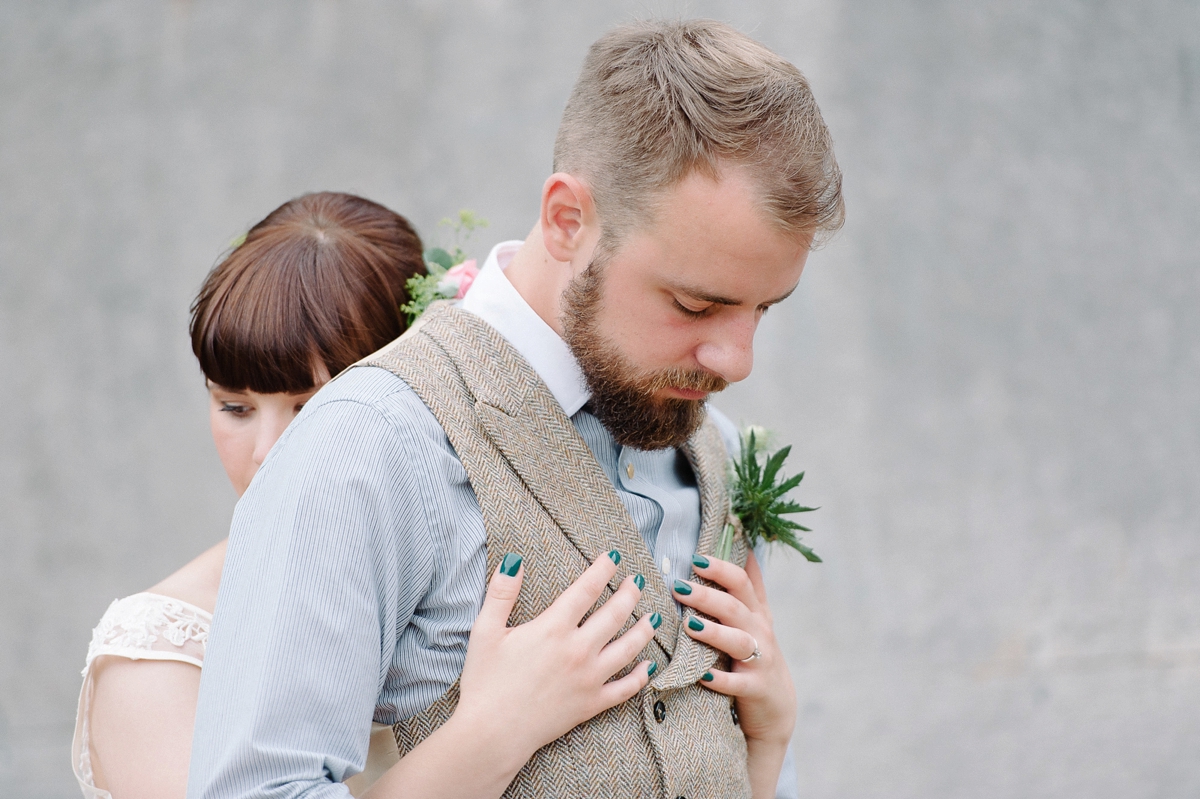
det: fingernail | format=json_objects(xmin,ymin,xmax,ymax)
[
  {"xmin": 633, "ymin": 573, "xmax": 645, "ymax": 591},
  {"xmin": 701, "ymin": 671, "xmax": 714, "ymax": 682},
  {"xmin": 673, "ymin": 579, "xmax": 693, "ymax": 596},
  {"xmin": 608, "ymin": 549, "xmax": 621, "ymax": 565},
  {"xmin": 692, "ymin": 554, "xmax": 710, "ymax": 569},
  {"xmin": 499, "ymin": 553, "xmax": 522, "ymax": 577},
  {"xmin": 647, "ymin": 662, "xmax": 658, "ymax": 677},
  {"xmin": 687, "ymin": 617, "xmax": 705, "ymax": 632},
  {"xmin": 649, "ymin": 612, "xmax": 662, "ymax": 629}
]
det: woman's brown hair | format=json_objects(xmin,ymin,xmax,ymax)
[{"xmin": 190, "ymin": 192, "xmax": 424, "ymax": 394}]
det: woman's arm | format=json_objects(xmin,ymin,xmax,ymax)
[
  {"xmin": 88, "ymin": 656, "xmax": 201, "ymax": 799},
  {"xmin": 671, "ymin": 551, "xmax": 798, "ymax": 799},
  {"xmin": 83, "ymin": 543, "xmax": 225, "ymax": 799},
  {"xmin": 364, "ymin": 551, "xmax": 657, "ymax": 799}
]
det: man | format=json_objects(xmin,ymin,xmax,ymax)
[{"xmin": 190, "ymin": 18, "xmax": 842, "ymax": 799}]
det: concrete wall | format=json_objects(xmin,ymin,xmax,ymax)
[{"xmin": 2, "ymin": 1, "xmax": 1197, "ymax": 796}]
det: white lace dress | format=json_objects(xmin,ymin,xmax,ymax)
[{"xmin": 73, "ymin": 592, "xmax": 397, "ymax": 798}]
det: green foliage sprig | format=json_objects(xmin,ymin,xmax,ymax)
[
  {"xmin": 400, "ymin": 210, "xmax": 488, "ymax": 325},
  {"xmin": 433, "ymin": 208, "xmax": 487, "ymax": 265},
  {"xmin": 400, "ymin": 265, "xmax": 456, "ymax": 326},
  {"xmin": 715, "ymin": 428, "xmax": 821, "ymax": 562}
]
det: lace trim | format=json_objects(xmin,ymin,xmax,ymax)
[{"xmin": 84, "ymin": 592, "xmax": 211, "ymax": 670}]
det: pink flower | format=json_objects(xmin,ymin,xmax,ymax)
[{"xmin": 444, "ymin": 259, "xmax": 478, "ymax": 299}]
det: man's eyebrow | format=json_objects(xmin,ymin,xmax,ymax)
[{"xmin": 668, "ymin": 281, "xmax": 799, "ymax": 307}]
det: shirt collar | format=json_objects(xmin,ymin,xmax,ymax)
[{"xmin": 459, "ymin": 241, "xmax": 591, "ymax": 416}]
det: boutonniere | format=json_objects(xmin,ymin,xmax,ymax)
[
  {"xmin": 401, "ymin": 210, "xmax": 488, "ymax": 324},
  {"xmin": 714, "ymin": 426, "xmax": 821, "ymax": 563}
]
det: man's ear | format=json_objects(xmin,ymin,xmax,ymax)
[{"xmin": 540, "ymin": 172, "xmax": 597, "ymax": 263}]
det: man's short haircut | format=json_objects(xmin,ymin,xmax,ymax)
[
  {"xmin": 554, "ymin": 19, "xmax": 844, "ymax": 247},
  {"xmin": 190, "ymin": 192, "xmax": 424, "ymax": 394}
]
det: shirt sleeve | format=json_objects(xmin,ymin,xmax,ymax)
[{"xmin": 188, "ymin": 383, "xmax": 439, "ymax": 799}]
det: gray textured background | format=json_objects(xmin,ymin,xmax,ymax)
[{"xmin": 2, "ymin": 1, "xmax": 1198, "ymax": 797}]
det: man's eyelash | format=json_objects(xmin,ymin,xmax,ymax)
[{"xmin": 673, "ymin": 299, "xmax": 709, "ymax": 318}]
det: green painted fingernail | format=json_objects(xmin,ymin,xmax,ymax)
[
  {"xmin": 499, "ymin": 553, "xmax": 522, "ymax": 577},
  {"xmin": 608, "ymin": 549, "xmax": 621, "ymax": 565},
  {"xmin": 633, "ymin": 573, "xmax": 645, "ymax": 590},
  {"xmin": 702, "ymin": 671, "xmax": 714, "ymax": 682},
  {"xmin": 692, "ymin": 554, "xmax": 710, "ymax": 569},
  {"xmin": 673, "ymin": 579, "xmax": 692, "ymax": 596},
  {"xmin": 647, "ymin": 661, "xmax": 658, "ymax": 677},
  {"xmin": 687, "ymin": 617, "xmax": 705, "ymax": 632},
  {"xmin": 649, "ymin": 612, "xmax": 662, "ymax": 629}
]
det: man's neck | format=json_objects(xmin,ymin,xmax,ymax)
[{"xmin": 503, "ymin": 224, "xmax": 574, "ymax": 338}]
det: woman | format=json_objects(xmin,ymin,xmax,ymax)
[{"xmin": 73, "ymin": 191, "xmax": 795, "ymax": 798}]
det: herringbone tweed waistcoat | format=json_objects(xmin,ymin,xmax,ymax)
[{"xmin": 357, "ymin": 302, "xmax": 752, "ymax": 799}]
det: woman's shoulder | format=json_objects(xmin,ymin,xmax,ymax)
[{"xmin": 147, "ymin": 539, "xmax": 226, "ymax": 614}]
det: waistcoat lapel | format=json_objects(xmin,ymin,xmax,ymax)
[{"xmin": 684, "ymin": 421, "xmax": 738, "ymax": 566}]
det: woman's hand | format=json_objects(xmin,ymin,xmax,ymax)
[
  {"xmin": 367, "ymin": 550, "xmax": 658, "ymax": 799},
  {"xmin": 672, "ymin": 550, "xmax": 796, "ymax": 797},
  {"xmin": 456, "ymin": 550, "xmax": 658, "ymax": 753}
]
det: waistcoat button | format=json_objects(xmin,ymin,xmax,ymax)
[
  {"xmin": 731, "ymin": 703, "xmax": 740, "ymax": 726},
  {"xmin": 653, "ymin": 700, "xmax": 667, "ymax": 723}
]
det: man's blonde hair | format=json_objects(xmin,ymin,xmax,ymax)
[{"xmin": 554, "ymin": 19, "xmax": 844, "ymax": 247}]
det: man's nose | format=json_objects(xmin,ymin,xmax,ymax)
[{"xmin": 694, "ymin": 317, "xmax": 755, "ymax": 384}]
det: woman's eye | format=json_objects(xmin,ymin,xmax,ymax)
[
  {"xmin": 293, "ymin": 402, "xmax": 307, "ymax": 415},
  {"xmin": 220, "ymin": 403, "xmax": 252, "ymax": 417}
]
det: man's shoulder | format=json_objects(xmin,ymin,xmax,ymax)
[
  {"xmin": 305, "ymin": 366, "xmax": 434, "ymax": 425},
  {"xmin": 312, "ymin": 364, "xmax": 416, "ymax": 407},
  {"xmin": 242, "ymin": 363, "xmax": 462, "ymax": 520},
  {"xmin": 273, "ymin": 365, "xmax": 447, "ymax": 457}
]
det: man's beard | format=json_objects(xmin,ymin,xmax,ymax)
[{"xmin": 561, "ymin": 255, "xmax": 728, "ymax": 451}]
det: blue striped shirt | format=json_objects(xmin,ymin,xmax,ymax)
[{"xmin": 188, "ymin": 243, "xmax": 797, "ymax": 798}]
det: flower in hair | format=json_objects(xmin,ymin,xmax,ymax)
[
  {"xmin": 401, "ymin": 210, "xmax": 488, "ymax": 324},
  {"xmin": 437, "ymin": 260, "xmax": 478, "ymax": 299}
]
